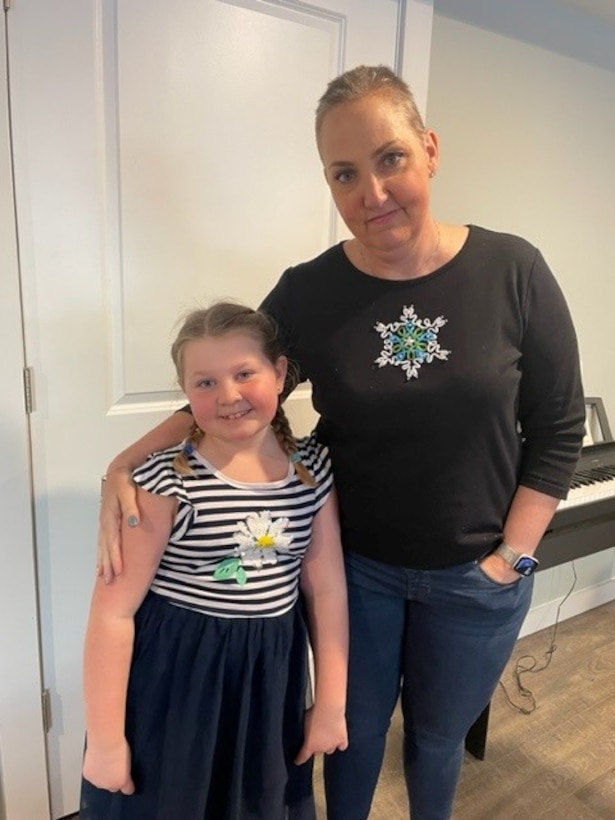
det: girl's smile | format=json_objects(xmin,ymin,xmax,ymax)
[{"xmin": 181, "ymin": 331, "xmax": 287, "ymax": 453}]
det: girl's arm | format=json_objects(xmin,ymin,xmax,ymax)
[
  {"xmin": 479, "ymin": 485, "xmax": 559, "ymax": 583},
  {"xmin": 98, "ymin": 411, "xmax": 193, "ymax": 581},
  {"xmin": 295, "ymin": 489, "xmax": 349, "ymax": 764},
  {"xmin": 83, "ymin": 486, "xmax": 177, "ymax": 793}
]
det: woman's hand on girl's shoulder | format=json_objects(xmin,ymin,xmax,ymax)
[
  {"xmin": 294, "ymin": 704, "xmax": 348, "ymax": 765},
  {"xmin": 97, "ymin": 467, "xmax": 139, "ymax": 584}
]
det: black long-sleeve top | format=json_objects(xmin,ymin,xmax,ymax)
[{"xmin": 260, "ymin": 226, "xmax": 585, "ymax": 568}]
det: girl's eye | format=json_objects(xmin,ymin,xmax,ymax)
[
  {"xmin": 197, "ymin": 378, "xmax": 215, "ymax": 388},
  {"xmin": 237, "ymin": 370, "xmax": 254, "ymax": 381}
]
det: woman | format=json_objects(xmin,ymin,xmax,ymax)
[{"xmin": 98, "ymin": 66, "xmax": 585, "ymax": 819}]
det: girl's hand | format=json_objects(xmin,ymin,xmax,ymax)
[
  {"xmin": 96, "ymin": 467, "xmax": 139, "ymax": 583},
  {"xmin": 82, "ymin": 738, "xmax": 135, "ymax": 794},
  {"xmin": 294, "ymin": 705, "xmax": 348, "ymax": 764}
]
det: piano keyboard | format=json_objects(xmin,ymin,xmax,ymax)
[{"xmin": 557, "ymin": 441, "xmax": 615, "ymax": 511}]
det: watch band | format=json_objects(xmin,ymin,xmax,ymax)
[
  {"xmin": 495, "ymin": 541, "xmax": 540, "ymax": 575},
  {"xmin": 495, "ymin": 540, "xmax": 522, "ymax": 566}
]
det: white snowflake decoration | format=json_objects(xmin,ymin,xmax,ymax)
[{"xmin": 374, "ymin": 305, "xmax": 450, "ymax": 380}]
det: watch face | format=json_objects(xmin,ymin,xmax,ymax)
[{"xmin": 513, "ymin": 555, "xmax": 539, "ymax": 576}]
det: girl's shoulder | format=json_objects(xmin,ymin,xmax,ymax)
[{"xmin": 132, "ymin": 443, "xmax": 192, "ymax": 500}]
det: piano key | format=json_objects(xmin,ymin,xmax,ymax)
[
  {"xmin": 558, "ymin": 476, "xmax": 615, "ymax": 510},
  {"xmin": 556, "ymin": 441, "xmax": 615, "ymax": 510}
]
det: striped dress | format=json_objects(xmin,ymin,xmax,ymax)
[{"xmin": 80, "ymin": 431, "xmax": 332, "ymax": 820}]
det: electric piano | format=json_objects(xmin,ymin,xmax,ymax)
[
  {"xmin": 465, "ymin": 438, "xmax": 615, "ymax": 760},
  {"xmin": 533, "ymin": 440, "xmax": 615, "ymax": 570}
]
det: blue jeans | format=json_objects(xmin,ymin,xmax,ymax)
[{"xmin": 324, "ymin": 551, "xmax": 533, "ymax": 820}]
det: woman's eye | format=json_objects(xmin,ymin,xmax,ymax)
[
  {"xmin": 334, "ymin": 169, "xmax": 355, "ymax": 184},
  {"xmin": 382, "ymin": 151, "xmax": 404, "ymax": 168}
]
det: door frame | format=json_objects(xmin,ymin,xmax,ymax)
[{"xmin": 0, "ymin": 7, "xmax": 50, "ymax": 820}]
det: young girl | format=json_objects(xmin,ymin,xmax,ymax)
[{"xmin": 80, "ymin": 302, "xmax": 348, "ymax": 820}]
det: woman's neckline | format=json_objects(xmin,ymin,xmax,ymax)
[{"xmin": 341, "ymin": 223, "xmax": 471, "ymax": 283}]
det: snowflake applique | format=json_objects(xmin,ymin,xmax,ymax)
[
  {"xmin": 374, "ymin": 305, "xmax": 450, "ymax": 380},
  {"xmin": 213, "ymin": 510, "xmax": 293, "ymax": 585}
]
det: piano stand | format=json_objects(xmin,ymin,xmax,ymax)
[
  {"xmin": 464, "ymin": 442, "xmax": 615, "ymax": 760},
  {"xmin": 465, "ymin": 702, "xmax": 490, "ymax": 760}
]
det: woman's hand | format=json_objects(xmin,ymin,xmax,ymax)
[
  {"xmin": 83, "ymin": 737, "xmax": 135, "ymax": 794},
  {"xmin": 294, "ymin": 704, "xmax": 348, "ymax": 764},
  {"xmin": 478, "ymin": 552, "xmax": 521, "ymax": 585},
  {"xmin": 96, "ymin": 467, "xmax": 139, "ymax": 583}
]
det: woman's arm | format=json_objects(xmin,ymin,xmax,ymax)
[
  {"xmin": 479, "ymin": 485, "xmax": 559, "ymax": 583},
  {"xmin": 295, "ymin": 489, "xmax": 349, "ymax": 763},
  {"xmin": 98, "ymin": 410, "xmax": 193, "ymax": 581},
  {"xmin": 83, "ymin": 487, "xmax": 176, "ymax": 792},
  {"xmin": 517, "ymin": 250, "xmax": 585, "ymax": 496},
  {"xmin": 479, "ymin": 252, "xmax": 583, "ymax": 584}
]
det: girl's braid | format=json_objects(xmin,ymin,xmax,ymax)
[
  {"xmin": 271, "ymin": 405, "xmax": 317, "ymax": 487},
  {"xmin": 172, "ymin": 422, "xmax": 205, "ymax": 475}
]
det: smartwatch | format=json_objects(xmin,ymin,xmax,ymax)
[{"xmin": 494, "ymin": 541, "xmax": 539, "ymax": 577}]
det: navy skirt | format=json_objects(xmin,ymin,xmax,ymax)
[{"xmin": 80, "ymin": 591, "xmax": 315, "ymax": 820}]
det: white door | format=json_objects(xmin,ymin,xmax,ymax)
[
  {"xmin": 0, "ymin": 9, "xmax": 49, "ymax": 820},
  {"xmin": 6, "ymin": 1, "xmax": 433, "ymax": 816}
]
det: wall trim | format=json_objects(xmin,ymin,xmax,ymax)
[{"xmin": 520, "ymin": 576, "xmax": 615, "ymax": 639}]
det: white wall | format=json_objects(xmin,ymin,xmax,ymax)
[{"xmin": 428, "ymin": 1, "xmax": 615, "ymax": 631}]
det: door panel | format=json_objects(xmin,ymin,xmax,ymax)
[{"xmin": 7, "ymin": 1, "xmax": 433, "ymax": 814}]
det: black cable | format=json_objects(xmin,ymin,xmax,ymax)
[{"xmin": 498, "ymin": 561, "xmax": 578, "ymax": 715}]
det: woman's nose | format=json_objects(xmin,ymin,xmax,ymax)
[{"xmin": 361, "ymin": 174, "xmax": 388, "ymax": 208}]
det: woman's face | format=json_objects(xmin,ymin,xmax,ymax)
[{"xmin": 317, "ymin": 93, "xmax": 438, "ymax": 255}]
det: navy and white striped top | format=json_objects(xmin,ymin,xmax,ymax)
[{"xmin": 133, "ymin": 431, "xmax": 333, "ymax": 618}]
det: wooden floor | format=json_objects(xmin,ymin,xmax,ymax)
[{"xmin": 314, "ymin": 598, "xmax": 615, "ymax": 819}]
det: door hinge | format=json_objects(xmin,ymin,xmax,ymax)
[
  {"xmin": 23, "ymin": 366, "xmax": 35, "ymax": 414},
  {"xmin": 42, "ymin": 688, "xmax": 53, "ymax": 733}
]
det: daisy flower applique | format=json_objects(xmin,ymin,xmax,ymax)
[{"xmin": 213, "ymin": 510, "xmax": 293, "ymax": 585}]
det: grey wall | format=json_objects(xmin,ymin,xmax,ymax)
[
  {"xmin": 428, "ymin": 2, "xmax": 615, "ymax": 422},
  {"xmin": 426, "ymin": 1, "xmax": 615, "ymax": 618}
]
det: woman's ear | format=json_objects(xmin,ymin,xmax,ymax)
[{"xmin": 424, "ymin": 128, "xmax": 439, "ymax": 171}]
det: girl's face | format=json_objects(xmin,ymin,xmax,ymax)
[
  {"xmin": 181, "ymin": 332, "xmax": 287, "ymax": 448},
  {"xmin": 318, "ymin": 93, "xmax": 438, "ymax": 255}
]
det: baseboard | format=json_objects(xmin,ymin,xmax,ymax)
[{"xmin": 519, "ymin": 576, "xmax": 615, "ymax": 638}]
